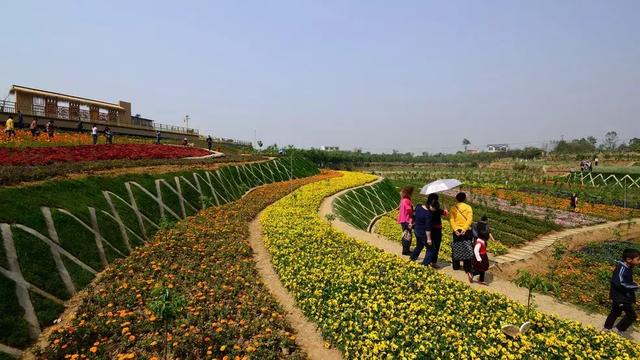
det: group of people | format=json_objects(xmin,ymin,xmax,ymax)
[
  {"xmin": 90, "ymin": 124, "xmax": 114, "ymax": 144},
  {"xmin": 5, "ymin": 113, "xmax": 57, "ymax": 141},
  {"xmin": 396, "ymin": 185, "xmax": 640, "ymax": 335},
  {"xmin": 397, "ymin": 187, "xmax": 490, "ymax": 284}
]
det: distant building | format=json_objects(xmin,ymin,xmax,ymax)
[
  {"xmin": 320, "ymin": 146, "xmax": 340, "ymax": 151},
  {"xmin": 487, "ymin": 144, "xmax": 509, "ymax": 152},
  {"xmin": 465, "ymin": 149, "xmax": 479, "ymax": 154}
]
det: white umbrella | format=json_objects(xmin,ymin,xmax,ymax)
[{"xmin": 419, "ymin": 179, "xmax": 462, "ymax": 195}]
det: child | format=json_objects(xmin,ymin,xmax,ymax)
[
  {"xmin": 472, "ymin": 216, "xmax": 490, "ymax": 285},
  {"xmin": 604, "ymin": 248, "xmax": 640, "ymax": 334}
]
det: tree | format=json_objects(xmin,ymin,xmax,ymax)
[
  {"xmin": 603, "ymin": 131, "xmax": 619, "ymax": 151},
  {"xmin": 462, "ymin": 138, "xmax": 471, "ymax": 152},
  {"xmin": 257, "ymin": 140, "xmax": 263, "ymax": 149},
  {"xmin": 629, "ymin": 138, "xmax": 640, "ymax": 152},
  {"xmin": 587, "ymin": 136, "xmax": 597, "ymax": 147}
]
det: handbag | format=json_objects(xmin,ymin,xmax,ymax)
[{"xmin": 402, "ymin": 229, "xmax": 412, "ymax": 241}]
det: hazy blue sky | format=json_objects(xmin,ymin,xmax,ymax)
[{"xmin": 2, "ymin": 0, "xmax": 639, "ymax": 153}]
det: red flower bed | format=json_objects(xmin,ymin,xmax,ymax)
[{"xmin": 0, "ymin": 144, "xmax": 211, "ymax": 166}]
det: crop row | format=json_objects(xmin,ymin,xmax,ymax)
[
  {"xmin": 260, "ymin": 172, "xmax": 640, "ymax": 358},
  {"xmin": 472, "ymin": 186, "xmax": 639, "ymax": 220},
  {"xmin": 0, "ymin": 157, "xmax": 318, "ymax": 356},
  {"xmin": 0, "ymin": 144, "xmax": 212, "ymax": 166},
  {"xmin": 333, "ymin": 179, "xmax": 398, "ymax": 230},
  {"xmin": 37, "ymin": 173, "xmax": 333, "ymax": 360},
  {"xmin": 373, "ymin": 210, "xmax": 509, "ymax": 257}
]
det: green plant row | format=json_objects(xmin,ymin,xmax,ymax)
[
  {"xmin": 260, "ymin": 172, "xmax": 640, "ymax": 358},
  {"xmin": 333, "ymin": 178, "xmax": 398, "ymax": 230},
  {"xmin": 0, "ymin": 157, "xmax": 318, "ymax": 355}
]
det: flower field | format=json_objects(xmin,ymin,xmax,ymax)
[
  {"xmin": 37, "ymin": 173, "xmax": 333, "ymax": 359},
  {"xmin": 374, "ymin": 210, "xmax": 509, "ymax": 257},
  {"xmin": 0, "ymin": 157, "xmax": 319, "ymax": 358},
  {"xmin": 472, "ymin": 187, "xmax": 639, "ymax": 221},
  {"xmin": 524, "ymin": 240, "xmax": 640, "ymax": 315},
  {"xmin": 442, "ymin": 189, "xmax": 604, "ymax": 228},
  {"xmin": 260, "ymin": 172, "xmax": 640, "ymax": 359},
  {"xmin": 0, "ymin": 128, "xmax": 159, "ymax": 148},
  {"xmin": 0, "ymin": 144, "xmax": 211, "ymax": 166}
]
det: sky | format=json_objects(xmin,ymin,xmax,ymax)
[{"xmin": 2, "ymin": 0, "xmax": 639, "ymax": 153}]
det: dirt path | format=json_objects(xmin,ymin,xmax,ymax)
[
  {"xmin": 319, "ymin": 182, "xmax": 640, "ymax": 342},
  {"xmin": 248, "ymin": 214, "xmax": 343, "ymax": 360}
]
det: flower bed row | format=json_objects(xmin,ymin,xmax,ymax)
[
  {"xmin": 472, "ymin": 187, "xmax": 639, "ymax": 220},
  {"xmin": 374, "ymin": 210, "xmax": 509, "ymax": 257},
  {"xmin": 37, "ymin": 173, "xmax": 334, "ymax": 359},
  {"xmin": 0, "ymin": 144, "xmax": 211, "ymax": 166},
  {"xmin": 442, "ymin": 189, "xmax": 604, "ymax": 228},
  {"xmin": 260, "ymin": 171, "xmax": 640, "ymax": 359}
]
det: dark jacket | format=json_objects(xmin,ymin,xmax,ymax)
[
  {"xmin": 610, "ymin": 261, "xmax": 638, "ymax": 304},
  {"xmin": 413, "ymin": 205, "xmax": 432, "ymax": 237}
]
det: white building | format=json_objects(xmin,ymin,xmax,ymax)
[
  {"xmin": 487, "ymin": 144, "xmax": 509, "ymax": 152},
  {"xmin": 320, "ymin": 146, "xmax": 340, "ymax": 151}
]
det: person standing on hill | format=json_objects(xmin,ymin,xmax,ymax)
[
  {"xmin": 207, "ymin": 135, "xmax": 213, "ymax": 151},
  {"xmin": 604, "ymin": 248, "xmax": 640, "ymax": 335},
  {"xmin": 29, "ymin": 118, "xmax": 38, "ymax": 137},
  {"xmin": 91, "ymin": 125, "xmax": 98, "ymax": 144},
  {"xmin": 104, "ymin": 126, "xmax": 113, "ymax": 144},
  {"xmin": 595, "ymin": 157, "xmax": 599, "ymax": 166},
  {"xmin": 570, "ymin": 193, "xmax": 578, "ymax": 211},
  {"xmin": 156, "ymin": 131, "xmax": 161, "ymax": 144},
  {"xmin": 46, "ymin": 120, "xmax": 55, "ymax": 141},
  {"xmin": 449, "ymin": 192, "xmax": 474, "ymax": 282},
  {"xmin": 4, "ymin": 116, "xmax": 16, "ymax": 138},
  {"xmin": 17, "ymin": 111, "xmax": 24, "ymax": 129},
  {"xmin": 397, "ymin": 186, "xmax": 414, "ymax": 255}
]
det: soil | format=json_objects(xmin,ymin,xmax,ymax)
[{"xmin": 248, "ymin": 214, "xmax": 343, "ymax": 360}]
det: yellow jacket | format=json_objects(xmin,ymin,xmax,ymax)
[
  {"xmin": 5, "ymin": 118, "xmax": 14, "ymax": 130},
  {"xmin": 449, "ymin": 202, "xmax": 473, "ymax": 232}
]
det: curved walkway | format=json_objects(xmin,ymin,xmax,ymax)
[
  {"xmin": 319, "ymin": 180, "xmax": 640, "ymax": 342},
  {"xmin": 493, "ymin": 219, "xmax": 640, "ymax": 265},
  {"xmin": 248, "ymin": 213, "xmax": 343, "ymax": 360}
]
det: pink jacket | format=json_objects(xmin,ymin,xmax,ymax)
[{"xmin": 397, "ymin": 198, "xmax": 413, "ymax": 224}]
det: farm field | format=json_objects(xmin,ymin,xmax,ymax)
[
  {"xmin": 37, "ymin": 173, "xmax": 331, "ymax": 359},
  {"xmin": 4, "ymin": 152, "xmax": 640, "ymax": 359},
  {"xmin": 0, "ymin": 155, "xmax": 318, "ymax": 358},
  {"xmin": 260, "ymin": 171, "xmax": 640, "ymax": 358}
]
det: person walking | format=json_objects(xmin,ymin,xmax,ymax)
[
  {"xmin": 29, "ymin": 118, "xmax": 38, "ymax": 138},
  {"xmin": 472, "ymin": 216, "xmax": 491, "ymax": 285},
  {"xmin": 4, "ymin": 116, "xmax": 16, "ymax": 139},
  {"xmin": 46, "ymin": 120, "xmax": 55, "ymax": 141},
  {"xmin": 91, "ymin": 125, "xmax": 98, "ymax": 144},
  {"xmin": 604, "ymin": 248, "xmax": 640, "ymax": 335},
  {"xmin": 77, "ymin": 120, "xmax": 84, "ymax": 133},
  {"xmin": 409, "ymin": 199, "xmax": 432, "ymax": 263},
  {"xmin": 397, "ymin": 186, "xmax": 414, "ymax": 255},
  {"xmin": 449, "ymin": 192, "xmax": 474, "ymax": 282},
  {"xmin": 156, "ymin": 131, "xmax": 161, "ymax": 144},
  {"xmin": 424, "ymin": 198, "xmax": 447, "ymax": 268},
  {"xmin": 570, "ymin": 193, "xmax": 578, "ymax": 211},
  {"xmin": 17, "ymin": 111, "xmax": 24, "ymax": 129},
  {"xmin": 206, "ymin": 135, "xmax": 213, "ymax": 151},
  {"xmin": 595, "ymin": 157, "xmax": 599, "ymax": 166},
  {"xmin": 104, "ymin": 126, "xmax": 113, "ymax": 144}
]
